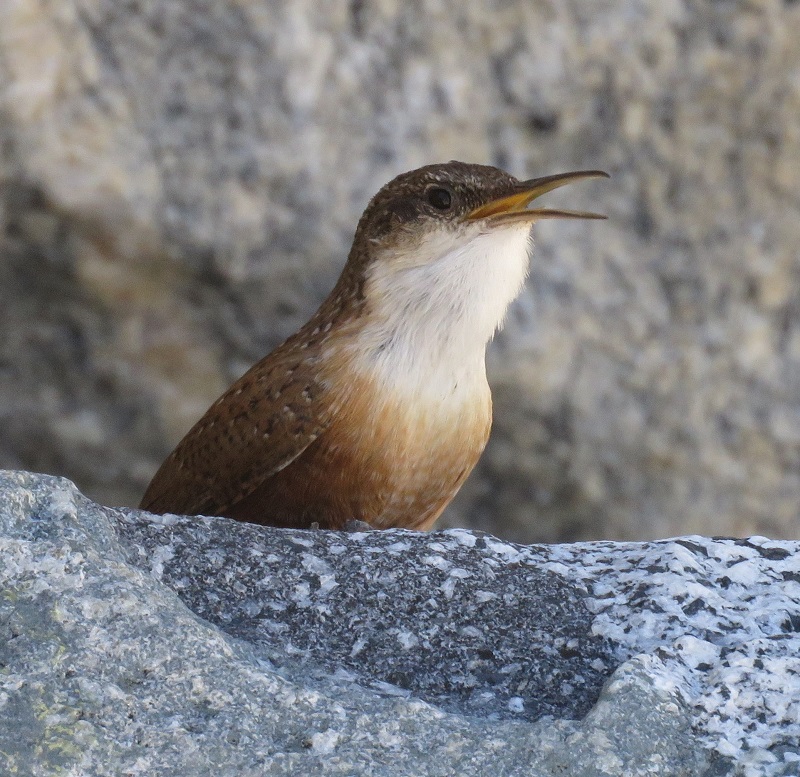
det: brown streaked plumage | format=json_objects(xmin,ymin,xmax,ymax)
[{"xmin": 140, "ymin": 161, "xmax": 608, "ymax": 529}]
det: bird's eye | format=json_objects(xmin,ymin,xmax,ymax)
[{"xmin": 426, "ymin": 187, "xmax": 452, "ymax": 210}]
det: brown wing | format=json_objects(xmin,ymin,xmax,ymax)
[{"xmin": 139, "ymin": 341, "xmax": 330, "ymax": 518}]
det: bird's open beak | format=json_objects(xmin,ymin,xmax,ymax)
[{"xmin": 466, "ymin": 170, "xmax": 610, "ymax": 223}]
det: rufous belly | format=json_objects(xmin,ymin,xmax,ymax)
[{"xmin": 227, "ymin": 370, "xmax": 492, "ymax": 530}]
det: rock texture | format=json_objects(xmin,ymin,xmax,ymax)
[
  {"xmin": 2, "ymin": 471, "xmax": 800, "ymax": 775},
  {"xmin": 2, "ymin": 1, "xmax": 800, "ymax": 542}
]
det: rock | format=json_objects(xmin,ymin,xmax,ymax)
[
  {"xmin": 2, "ymin": 1, "xmax": 800, "ymax": 542},
  {"xmin": 2, "ymin": 471, "xmax": 799, "ymax": 775}
]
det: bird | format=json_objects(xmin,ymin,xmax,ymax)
[{"xmin": 140, "ymin": 161, "xmax": 608, "ymax": 530}]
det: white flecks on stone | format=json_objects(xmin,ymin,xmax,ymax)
[
  {"xmin": 377, "ymin": 728, "xmax": 403, "ymax": 748},
  {"xmin": 537, "ymin": 534, "xmax": 800, "ymax": 767},
  {"xmin": 288, "ymin": 535, "xmax": 315, "ymax": 549},
  {"xmin": 301, "ymin": 552, "xmax": 332, "ymax": 576},
  {"xmin": 446, "ymin": 529, "xmax": 477, "ymax": 548},
  {"xmin": 385, "ymin": 541, "xmax": 411, "ymax": 553},
  {"xmin": 241, "ymin": 599, "xmax": 263, "ymax": 617},
  {"xmin": 441, "ymin": 576, "xmax": 458, "ymax": 600},
  {"xmin": 138, "ymin": 511, "xmax": 182, "ymax": 527},
  {"xmin": 369, "ymin": 681, "xmax": 412, "ymax": 698},
  {"xmin": 426, "ymin": 542, "xmax": 452, "ymax": 554},
  {"xmin": 316, "ymin": 573, "xmax": 338, "ymax": 596},
  {"xmin": 483, "ymin": 538, "xmax": 521, "ymax": 560},
  {"xmin": 723, "ymin": 559, "xmax": 762, "ymax": 587},
  {"xmin": 349, "ymin": 638, "xmax": 367, "ymax": 658},
  {"xmin": 309, "ymin": 728, "xmax": 340, "ymax": 754},
  {"xmin": 396, "ymin": 630, "xmax": 418, "ymax": 650},
  {"xmin": 671, "ymin": 635, "xmax": 721, "ymax": 671},
  {"xmin": 148, "ymin": 543, "xmax": 175, "ymax": 577},
  {"xmin": 293, "ymin": 581, "xmax": 312, "ymax": 608},
  {"xmin": 422, "ymin": 554, "xmax": 450, "ymax": 571},
  {"xmin": 47, "ymin": 486, "xmax": 79, "ymax": 521},
  {"xmin": 449, "ymin": 568, "xmax": 472, "ymax": 580}
]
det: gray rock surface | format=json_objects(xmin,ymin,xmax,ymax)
[
  {"xmin": 2, "ymin": 1, "xmax": 800, "ymax": 543},
  {"xmin": 3, "ymin": 471, "xmax": 800, "ymax": 776},
  {"xmin": 119, "ymin": 501, "xmax": 614, "ymax": 724}
]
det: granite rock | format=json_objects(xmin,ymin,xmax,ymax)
[
  {"xmin": 2, "ymin": 471, "xmax": 799, "ymax": 775},
  {"xmin": 2, "ymin": 1, "xmax": 800, "ymax": 542}
]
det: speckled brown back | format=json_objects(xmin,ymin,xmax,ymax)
[{"xmin": 140, "ymin": 323, "xmax": 335, "ymax": 518}]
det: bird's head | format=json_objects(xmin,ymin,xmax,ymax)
[
  {"xmin": 335, "ymin": 161, "xmax": 608, "ymax": 374},
  {"xmin": 354, "ymin": 161, "xmax": 607, "ymax": 254}
]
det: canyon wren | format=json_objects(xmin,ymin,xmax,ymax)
[{"xmin": 140, "ymin": 161, "xmax": 608, "ymax": 530}]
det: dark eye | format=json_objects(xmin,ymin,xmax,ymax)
[{"xmin": 426, "ymin": 187, "xmax": 452, "ymax": 210}]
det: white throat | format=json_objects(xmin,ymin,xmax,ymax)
[{"xmin": 354, "ymin": 223, "xmax": 532, "ymax": 399}]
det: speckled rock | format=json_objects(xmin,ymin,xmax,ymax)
[
  {"xmin": 2, "ymin": 471, "xmax": 799, "ymax": 775},
  {"xmin": 2, "ymin": 1, "xmax": 800, "ymax": 543}
]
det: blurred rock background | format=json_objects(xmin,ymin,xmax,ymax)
[{"xmin": 1, "ymin": 0, "xmax": 799, "ymax": 542}]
